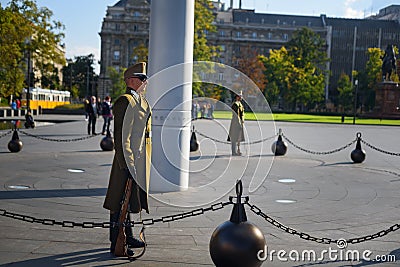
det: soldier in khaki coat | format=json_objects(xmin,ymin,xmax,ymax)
[
  {"xmin": 227, "ymin": 93, "xmax": 244, "ymax": 156},
  {"xmin": 103, "ymin": 62, "xmax": 152, "ymax": 255}
]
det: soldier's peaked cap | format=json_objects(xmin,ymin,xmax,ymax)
[{"xmin": 124, "ymin": 62, "xmax": 147, "ymax": 80}]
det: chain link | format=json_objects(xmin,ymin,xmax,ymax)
[
  {"xmin": 195, "ymin": 130, "xmax": 277, "ymax": 145},
  {"xmin": 246, "ymin": 201, "xmax": 400, "ymax": 245},
  {"xmin": 360, "ymin": 139, "xmax": 400, "ymax": 156},
  {"xmin": 0, "ymin": 201, "xmax": 232, "ymax": 228},
  {"xmin": 0, "ymin": 130, "xmax": 13, "ymax": 139},
  {"xmin": 18, "ymin": 130, "xmax": 98, "ymax": 142},
  {"xmin": 281, "ymin": 133, "xmax": 356, "ymax": 155}
]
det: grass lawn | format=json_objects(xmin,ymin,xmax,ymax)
[{"xmin": 212, "ymin": 110, "xmax": 400, "ymax": 126}]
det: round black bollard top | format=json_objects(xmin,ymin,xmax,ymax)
[
  {"xmin": 271, "ymin": 134, "xmax": 287, "ymax": 156},
  {"xmin": 209, "ymin": 180, "xmax": 266, "ymax": 267},
  {"xmin": 8, "ymin": 131, "xmax": 22, "ymax": 153},
  {"xmin": 190, "ymin": 127, "xmax": 199, "ymax": 152},
  {"xmin": 100, "ymin": 130, "xmax": 114, "ymax": 151},
  {"xmin": 351, "ymin": 132, "xmax": 366, "ymax": 163},
  {"xmin": 209, "ymin": 220, "xmax": 266, "ymax": 267}
]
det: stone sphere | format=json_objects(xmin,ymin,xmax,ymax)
[
  {"xmin": 271, "ymin": 139, "xmax": 287, "ymax": 156},
  {"xmin": 209, "ymin": 221, "xmax": 266, "ymax": 267},
  {"xmin": 8, "ymin": 139, "xmax": 23, "ymax": 153},
  {"xmin": 351, "ymin": 148, "xmax": 366, "ymax": 163},
  {"xmin": 100, "ymin": 136, "xmax": 114, "ymax": 151},
  {"xmin": 190, "ymin": 132, "xmax": 199, "ymax": 152}
]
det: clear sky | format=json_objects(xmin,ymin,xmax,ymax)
[{"xmin": 0, "ymin": 0, "xmax": 397, "ymax": 74}]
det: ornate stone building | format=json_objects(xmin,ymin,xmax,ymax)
[
  {"xmin": 98, "ymin": 0, "xmax": 150, "ymax": 98},
  {"xmin": 98, "ymin": 1, "xmax": 400, "ymax": 105}
]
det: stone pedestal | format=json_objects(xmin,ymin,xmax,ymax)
[{"xmin": 374, "ymin": 82, "xmax": 400, "ymax": 119}]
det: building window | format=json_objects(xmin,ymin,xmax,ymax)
[
  {"xmin": 219, "ymin": 30, "xmax": 225, "ymax": 37},
  {"xmin": 220, "ymin": 44, "xmax": 226, "ymax": 52},
  {"xmin": 115, "ymin": 24, "xmax": 120, "ymax": 31},
  {"xmin": 236, "ymin": 31, "xmax": 241, "ymax": 38},
  {"xmin": 252, "ymin": 32, "xmax": 257, "ymax": 39},
  {"xmin": 219, "ymin": 19, "xmax": 224, "ymax": 24},
  {"xmin": 267, "ymin": 32, "xmax": 272, "ymax": 39},
  {"xmin": 134, "ymin": 25, "xmax": 138, "ymax": 32},
  {"xmin": 113, "ymin": 51, "xmax": 120, "ymax": 60},
  {"xmin": 283, "ymin": 34, "xmax": 288, "ymax": 40},
  {"xmin": 204, "ymin": 29, "xmax": 209, "ymax": 36},
  {"xmin": 114, "ymin": 39, "xmax": 120, "ymax": 45},
  {"xmin": 134, "ymin": 11, "xmax": 141, "ymax": 17}
]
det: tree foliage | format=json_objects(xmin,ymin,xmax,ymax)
[
  {"xmin": 260, "ymin": 28, "xmax": 327, "ymax": 111},
  {"xmin": 337, "ymin": 73, "xmax": 353, "ymax": 113},
  {"xmin": 108, "ymin": 66, "xmax": 126, "ymax": 101},
  {"xmin": 62, "ymin": 54, "xmax": 97, "ymax": 98},
  {"xmin": 0, "ymin": 0, "xmax": 65, "ymax": 98}
]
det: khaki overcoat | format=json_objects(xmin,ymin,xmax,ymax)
[
  {"xmin": 228, "ymin": 100, "xmax": 245, "ymax": 142},
  {"xmin": 103, "ymin": 91, "xmax": 152, "ymax": 213}
]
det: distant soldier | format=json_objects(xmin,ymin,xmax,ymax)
[{"xmin": 227, "ymin": 92, "xmax": 244, "ymax": 156}]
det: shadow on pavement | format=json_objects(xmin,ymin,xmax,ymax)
[
  {"xmin": 0, "ymin": 248, "xmax": 127, "ymax": 267},
  {"xmin": 0, "ymin": 188, "xmax": 107, "ymax": 200}
]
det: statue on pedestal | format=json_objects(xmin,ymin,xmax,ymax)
[{"xmin": 381, "ymin": 44, "xmax": 397, "ymax": 82}]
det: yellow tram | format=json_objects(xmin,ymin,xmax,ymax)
[{"xmin": 21, "ymin": 88, "xmax": 70, "ymax": 109}]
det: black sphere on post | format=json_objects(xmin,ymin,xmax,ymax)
[
  {"xmin": 351, "ymin": 132, "xmax": 366, "ymax": 163},
  {"xmin": 209, "ymin": 181, "xmax": 266, "ymax": 267},
  {"xmin": 190, "ymin": 126, "xmax": 199, "ymax": 152},
  {"xmin": 8, "ymin": 130, "xmax": 23, "ymax": 153},
  {"xmin": 100, "ymin": 130, "xmax": 114, "ymax": 151},
  {"xmin": 271, "ymin": 129, "xmax": 287, "ymax": 156}
]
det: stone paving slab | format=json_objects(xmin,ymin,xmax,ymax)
[{"xmin": 0, "ymin": 116, "xmax": 399, "ymax": 266}]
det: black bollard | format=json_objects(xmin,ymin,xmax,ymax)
[
  {"xmin": 351, "ymin": 132, "xmax": 366, "ymax": 163},
  {"xmin": 209, "ymin": 180, "xmax": 266, "ymax": 267},
  {"xmin": 100, "ymin": 130, "xmax": 114, "ymax": 151},
  {"xmin": 190, "ymin": 126, "xmax": 199, "ymax": 152},
  {"xmin": 8, "ymin": 130, "xmax": 23, "ymax": 153},
  {"xmin": 271, "ymin": 129, "xmax": 287, "ymax": 156}
]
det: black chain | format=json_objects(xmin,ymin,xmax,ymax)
[
  {"xmin": 0, "ymin": 130, "xmax": 13, "ymax": 139},
  {"xmin": 18, "ymin": 130, "xmax": 98, "ymax": 142},
  {"xmin": 282, "ymin": 133, "xmax": 356, "ymax": 155},
  {"xmin": 361, "ymin": 139, "xmax": 400, "ymax": 156},
  {"xmin": 195, "ymin": 130, "xmax": 277, "ymax": 145},
  {"xmin": 0, "ymin": 201, "xmax": 232, "ymax": 228},
  {"xmin": 246, "ymin": 201, "xmax": 400, "ymax": 245}
]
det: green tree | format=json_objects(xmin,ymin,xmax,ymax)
[
  {"xmin": 62, "ymin": 54, "xmax": 97, "ymax": 98},
  {"xmin": 337, "ymin": 73, "xmax": 353, "ymax": 113},
  {"xmin": 260, "ymin": 28, "xmax": 327, "ymax": 111},
  {"xmin": 108, "ymin": 66, "xmax": 126, "ymax": 101},
  {"xmin": 192, "ymin": 0, "xmax": 218, "ymax": 97},
  {"xmin": 0, "ymin": 0, "xmax": 65, "ymax": 98},
  {"xmin": 131, "ymin": 43, "xmax": 148, "ymax": 63}
]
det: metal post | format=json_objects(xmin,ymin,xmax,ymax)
[
  {"xmin": 147, "ymin": 0, "xmax": 194, "ymax": 192},
  {"xmin": 353, "ymin": 79, "xmax": 358, "ymax": 125},
  {"xmin": 86, "ymin": 63, "xmax": 90, "ymax": 96},
  {"xmin": 27, "ymin": 49, "xmax": 31, "ymax": 111}
]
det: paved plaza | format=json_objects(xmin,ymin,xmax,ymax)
[{"xmin": 0, "ymin": 116, "xmax": 399, "ymax": 266}]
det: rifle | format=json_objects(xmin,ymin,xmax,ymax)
[
  {"xmin": 113, "ymin": 171, "xmax": 133, "ymax": 257},
  {"xmin": 114, "ymin": 168, "xmax": 147, "ymax": 259}
]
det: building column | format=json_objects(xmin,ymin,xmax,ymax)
[{"xmin": 147, "ymin": 0, "xmax": 194, "ymax": 192}]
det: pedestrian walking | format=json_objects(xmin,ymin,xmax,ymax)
[
  {"xmin": 86, "ymin": 96, "xmax": 99, "ymax": 135},
  {"xmin": 101, "ymin": 96, "xmax": 113, "ymax": 135},
  {"xmin": 103, "ymin": 62, "xmax": 152, "ymax": 257}
]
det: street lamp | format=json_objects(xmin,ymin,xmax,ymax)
[
  {"xmin": 25, "ymin": 37, "xmax": 32, "ymax": 112},
  {"xmin": 353, "ymin": 79, "xmax": 358, "ymax": 125},
  {"xmin": 66, "ymin": 59, "xmax": 73, "ymax": 92}
]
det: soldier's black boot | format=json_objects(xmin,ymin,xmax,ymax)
[
  {"xmin": 110, "ymin": 213, "xmax": 135, "ymax": 256},
  {"xmin": 109, "ymin": 213, "xmax": 119, "ymax": 254},
  {"xmin": 125, "ymin": 221, "xmax": 146, "ymax": 248}
]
